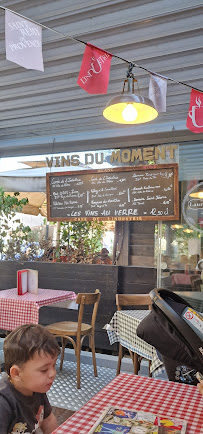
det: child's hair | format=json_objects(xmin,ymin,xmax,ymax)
[{"xmin": 4, "ymin": 324, "xmax": 60, "ymax": 375}]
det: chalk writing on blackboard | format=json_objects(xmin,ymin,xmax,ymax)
[{"xmin": 46, "ymin": 164, "xmax": 179, "ymax": 221}]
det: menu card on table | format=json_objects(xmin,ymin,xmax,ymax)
[
  {"xmin": 17, "ymin": 269, "xmax": 38, "ymax": 295},
  {"xmin": 88, "ymin": 406, "xmax": 187, "ymax": 433}
]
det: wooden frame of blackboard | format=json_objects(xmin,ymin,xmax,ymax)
[{"xmin": 46, "ymin": 163, "xmax": 179, "ymax": 222}]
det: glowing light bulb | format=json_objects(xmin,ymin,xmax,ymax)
[
  {"xmin": 122, "ymin": 104, "xmax": 137, "ymax": 122},
  {"xmin": 189, "ymin": 191, "xmax": 203, "ymax": 199},
  {"xmin": 171, "ymin": 224, "xmax": 183, "ymax": 229}
]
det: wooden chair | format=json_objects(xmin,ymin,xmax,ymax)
[
  {"xmin": 190, "ymin": 275, "xmax": 202, "ymax": 291},
  {"xmin": 45, "ymin": 289, "xmax": 101, "ymax": 388},
  {"xmin": 193, "ymin": 278, "xmax": 202, "ymax": 292},
  {"xmin": 116, "ymin": 293, "xmax": 152, "ymax": 377}
]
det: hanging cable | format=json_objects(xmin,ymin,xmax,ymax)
[{"xmin": 0, "ymin": 5, "xmax": 202, "ymax": 92}]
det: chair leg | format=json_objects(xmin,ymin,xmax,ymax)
[
  {"xmin": 60, "ymin": 337, "xmax": 66, "ymax": 370},
  {"xmin": 133, "ymin": 353, "xmax": 139, "ymax": 375},
  {"xmin": 149, "ymin": 360, "xmax": 152, "ymax": 377},
  {"xmin": 116, "ymin": 343, "xmax": 123, "ymax": 376},
  {"xmin": 76, "ymin": 344, "xmax": 81, "ymax": 389},
  {"xmin": 90, "ymin": 335, "xmax": 97, "ymax": 377}
]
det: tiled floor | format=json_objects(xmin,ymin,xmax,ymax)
[
  {"xmin": 0, "ymin": 345, "xmax": 168, "ymax": 412},
  {"xmin": 48, "ymin": 358, "xmax": 118, "ymax": 411}
]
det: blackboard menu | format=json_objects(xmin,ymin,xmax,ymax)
[{"xmin": 46, "ymin": 164, "xmax": 179, "ymax": 222}]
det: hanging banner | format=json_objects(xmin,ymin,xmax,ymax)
[
  {"xmin": 148, "ymin": 74, "xmax": 167, "ymax": 112},
  {"xmin": 77, "ymin": 43, "xmax": 112, "ymax": 94},
  {"xmin": 5, "ymin": 10, "xmax": 44, "ymax": 71},
  {"xmin": 186, "ymin": 89, "xmax": 203, "ymax": 133}
]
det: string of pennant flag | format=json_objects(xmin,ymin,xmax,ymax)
[{"xmin": 1, "ymin": 6, "xmax": 203, "ymax": 133}]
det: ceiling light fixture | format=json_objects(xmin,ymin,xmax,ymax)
[
  {"xmin": 183, "ymin": 228, "xmax": 193, "ymax": 233},
  {"xmin": 189, "ymin": 191, "xmax": 203, "ymax": 199},
  {"xmin": 103, "ymin": 64, "xmax": 158, "ymax": 124},
  {"xmin": 171, "ymin": 224, "xmax": 184, "ymax": 229},
  {"xmin": 189, "ymin": 181, "xmax": 203, "ymax": 199}
]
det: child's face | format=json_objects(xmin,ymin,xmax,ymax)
[{"xmin": 15, "ymin": 351, "xmax": 58, "ymax": 396}]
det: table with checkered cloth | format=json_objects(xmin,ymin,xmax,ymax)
[
  {"xmin": 52, "ymin": 373, "xmax": 203, "ymax": 434},
  {"xmin": 0, "ymin": 287, "xmax": 77, "ymax": 330},
  {"xmin": 106, "ymin": 310, "xmax": 163, "ymax": 376}
]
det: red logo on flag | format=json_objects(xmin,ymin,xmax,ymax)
[
  {"xmin": 77, "ymin": 44, "xmax": 112, "ymax": 94},
  {"xmin": 186, "ymin": 89, "xmax": 203, "ymax": 133}
]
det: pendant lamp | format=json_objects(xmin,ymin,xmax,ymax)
[
  {"xmin": 171, "ymin": 224, "xmax": 184, "ymax": 229},
  {"xmin": 189, "ymin": 181, "xmax": 203, "ymax": 199},
  {"xmin": 189, "ymin": 191, "xmax": 203, "ymax": 199},
  {"xmin": 103, "ymin": 65, "xmax": 158, "ymax": 124},
  {"xmin": 183, "ymin": 228, "xmax": 194, "ymax": 233}
]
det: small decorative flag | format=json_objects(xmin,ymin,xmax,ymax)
[
  {"xmin": 186, "ymin": 89, "xmax": 203, "ymax": 133},
  {"xmin": 148, "ymin": 74, "xmax": 167, "ymax": 112},
  {"xmin": 5, "ymin": 10, "xmax": 44, "ymax": 71},
  {"xmin": 77, "ymin": 43, "xmax": 112, "ymax": 94}
]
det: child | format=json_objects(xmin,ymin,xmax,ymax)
[{"xmin": 0, "ymin": 324, "xmax": 61, "ymax": 434}]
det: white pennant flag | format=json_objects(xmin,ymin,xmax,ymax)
[
  {"xmin": 5, "ymin": 10, "xmax": 44, "ymax": 71},
  {"xmin": 148, "ymin": 74, "xmax": 167, "ymax": 112}
]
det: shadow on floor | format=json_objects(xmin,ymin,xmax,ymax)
[{"xmin": 52, "ymin": 406, "xmax": 75, "ymax": 425}]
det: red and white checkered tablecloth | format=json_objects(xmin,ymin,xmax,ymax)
[
  {"xmin": 52, "ymin": 373, "xmax": 203, "ymax": 434},
  {"xmin": 171, "ymin": 273, "xmax": 192, "ymax": 286},
  {"xmin": 0, "ymin": 288, "xmax": 76, "ymax": 330}
]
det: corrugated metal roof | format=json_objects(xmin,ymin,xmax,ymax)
[{"xmin": 0, "ymin": 0, "xmax": 202, "ymax": 157}]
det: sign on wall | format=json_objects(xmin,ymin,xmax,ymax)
[{"xmin": 46, "ymin": 164, "xmax": 179, "ymax": 222}]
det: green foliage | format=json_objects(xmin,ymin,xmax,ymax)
[
  {"xmin": 0, "ymin": 187, "xmax": 31, "ymax": 259},
  {"xmin": 0, "ymin": 188, "xmax": 28, "ymax": 218},
  {"xmin": 0, "ymin": 187, "xmax": 108, "ymax": 263},
  {"xmin": 59, "ymin": 221, "xmax": 105, "ymax": 255},
  {"xmin": 172, "ymin": 227, "xmax": 200, "ymax": 240}
]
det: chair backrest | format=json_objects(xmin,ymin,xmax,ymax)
[
  {"xmin": 193, "ymin": 278, "xmax": 202, "ymax": 292},
  {"xmin": 116, "ymin": 294, "xmax": 152, "ymax": 311},
  {"xmin": 190, "ymin": 275, "xmax": 201, "ymax": 291},
  {"xmin": 76, "ymin": 289, "xmax": 101, "ymax": 331}
]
